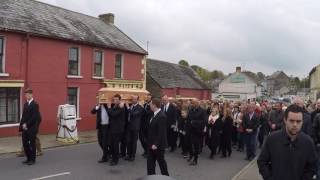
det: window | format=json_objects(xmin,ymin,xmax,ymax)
[
  {"xmin": 0, "ymin": 88, "xmax": 20, "ymax": 124},
  {"xmin": 0, "ymin": 37, "xmax": 4, "ymax": 73},
  {"xmin": 67, "ymin": 87, "xmax": 78, "ymax": 116},
  {"xmin": 94, "ymin": 50, "xmax": 103, "ymax": 77},
  {"xmin": 115, "ymin": 54, "xmax": 122, "ymax": 78},
  {"xmin": 68, "ymin": 47, "xmax": 79, "ymax": 76}
]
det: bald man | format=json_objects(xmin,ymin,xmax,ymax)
[{"xmin": 293, "ymin": 97, "xmax": 312, "ymax": 136}]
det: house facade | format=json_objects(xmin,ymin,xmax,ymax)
[
  {"xmin": 310, "ymin": 64, "xmax": 320, "ymax": 101},
  {"xmin": 146, "ymin": 59, "xmax": 211, "ymax": 100},
  {"xmin": 218, "ymin": 67, "xmax": 262, "ymax": 101},
  {"xmin": 0, "ymin": 0, "xmax": 147, "ymax": 137}
]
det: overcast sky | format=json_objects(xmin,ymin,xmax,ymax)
[{"xmin": 39, "ymin": 0, "xmax": 320, "ymax": 78}]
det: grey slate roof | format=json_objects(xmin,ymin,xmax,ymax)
[
  {"xmin": 147, "ymin": 59, "xmax": 211, "ymax": 90},
  {"xmin": 0, "ymin": 0, "xmax": 147, "ymax": 54}
]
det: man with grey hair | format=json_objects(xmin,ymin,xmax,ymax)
[{"xmin": 293, "ymin": 97, "xmax": 312, "ymax": 136}]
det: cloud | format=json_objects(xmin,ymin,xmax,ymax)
[{"xmin": 38, "ymin": 0, "xmax": 320, "ymax": 77}]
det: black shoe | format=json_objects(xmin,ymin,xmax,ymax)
[
  {"xmin": 244, "ymin": 157, "xmax": 250, "ymax": 161},
  {"xmin": 170, "ymin": 147, "xmax": 176, "ymax": 152},
  {"xmin": 110, "ymin": 161, "xmax": 118, "ymax": 166},
  {"xmin": 27, "ymin": 161, "xmax": 35, "ymax": 165},
  {"xmin": 124, "ymin": 156, "xmax": 131, "ymax": 161},
  {"xmin": 128, "ymin": 157, "xmax": 135, "ymax": 162},
  {"xmin": 22, "ymin": 160, "xmax": 29, "ymax": 164},
  {"xmin": 189, "ymin": 160, "xmax": 197, "ymax": 166},
  {"xmin": 220, "ymin": 155, "xmax": 227, "ymax": 158},
  {"xmin": 209, "ymin": 153, "xmax": 214, "ymax": 159},
  {"xmin": 98, "ymin": 159, "xmax": 108, "ymax": 163},
  {"xmin": 187, "ymin": 156, "xmax": 193, "ymax": 162}
]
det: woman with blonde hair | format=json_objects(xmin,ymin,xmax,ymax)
[
  {"xmin": 220, "ymin": 102, "xmax": 234, "ymax": 158},
  {"xmin": 206, "ymin": 106, "xmax": 223, "ymax": 159}
]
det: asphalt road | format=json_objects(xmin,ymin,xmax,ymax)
[{"xmin": 0, "ymin": 142, "xmax": 249, "ymax": 180}]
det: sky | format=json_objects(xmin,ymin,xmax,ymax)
[{"xmin": 38, "ymin": 0, "xmax": 320, "ymax": 78}]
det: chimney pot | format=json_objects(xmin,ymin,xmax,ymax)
[
  {"xmin": 236, "ymin": 66, "xmax": 241, "ymax": 72},
  {"xmin": 99, "ymin": 13, "xmax": 115, "ymax": 24}
]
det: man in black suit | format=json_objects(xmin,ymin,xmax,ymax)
[
  {"xmin": 107, "ymin": 94, "xmax": 126, "ymax": 166},
  {"xmin": 91, "ymin": 96, "xmax": 110, "ymax": 163},
  {"xmin": 147, "ymin": 98, "xmax": 169, "ymax": 176},
  {"xmin": 161, "ymin": 95, "xmax": 177, "ymax": 152},
  {"xmin": 243, "ymin": 102, "xmax": 260, "ymax": 161},
  {"xmin": 187, "ymin": 99, "xmax": 206, "ymax": 165},
  {"xmin": 125, "ymin": 95, "xmax": 144, "ymax": 161},
  {"xmin": 19, "ymin": 88, "xmax": 41, "ymax": 165},
  {"xmin": 140, "ymin": 94, "xmax": 153, "ymax": 158}
]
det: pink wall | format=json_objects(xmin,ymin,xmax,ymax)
[{"xmin": 0, "ymin": 31, "xmax": 145, "ymax": 137}]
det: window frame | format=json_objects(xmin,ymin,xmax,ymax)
[
  {"xmin": 67, "ymin": 87, "xmax": 79, "ymax": 117},
  {"xmin": 115, "ymin": 54, "xmax": 123, "ymax": 79},
  {"xmin": 93, "ymin": 49, "xmax": 104, "ymax": 78},
  {"xmin": 0, "ymin": 87, "xmax": 21, "ymax": 125},
  {"xmin": 68, "ymin": 47, "xmax": 81, "ymax": 76}
]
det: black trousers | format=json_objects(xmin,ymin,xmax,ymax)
[
  {"xmin": 189, "ymin": 133, "xmax": 201, "ymax": 160},
  {"xmin": 22, "ymin": 131, "xmax": 36, "ymax": 162},
  {"xmin": 110, "ymin": 133, "xmax": 121, "ymax": 163},
  {"xmin": 221, "ymin": 135, "xmax": 232, "ymax": 157},
  {"xmin": 126, "ymin": 130, "xmax": 139, "ymax": 158},
  {"xmin": 97, "ymin": 125, "xmax": 110, "ymax": 160},
  {"xmin": 120, "ymin": 132, "xmax": 127, "ymax": 157},
  {"xmin": 147, "ymin": 149, "xmax": 169, "ymax": 176},
  {"xmin": 139, "ymin": 128, "xmax": 148, "ymax": 154},
  {"xmin": 167, "ymin": 128, "xmax": 177, "ymax": 149}
]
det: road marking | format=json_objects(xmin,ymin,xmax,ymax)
[{"xmin": 30, "ymin": 172, "xmax": 71, "ymax": 180}]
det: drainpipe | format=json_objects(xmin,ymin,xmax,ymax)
[{"xmin": 25, "ymin": 33, "xmax": 30, "ymax": 88}]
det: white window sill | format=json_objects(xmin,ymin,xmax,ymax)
[
  {"xmin": 0, "ymin": 123, "xmax": 19, "ymax": 128},
  {"xmin": 0, "ymin": 73, "xmax": 10, "ymax": 77},
  {"xmin": 67, "ymin": 75, "xmax": 83, "ymax": 79},
  {"xmin": 92, "ymin": 76, "xmax": 104, "ymax": 80}
]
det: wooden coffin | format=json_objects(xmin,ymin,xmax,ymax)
[{"xmin": 98, "ymin": 88, "xmax": 150, "ymax": 104}]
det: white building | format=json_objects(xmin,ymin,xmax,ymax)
[{"xmin": 218, "ymin": 67, "xmax": 262, "ymax": 101}]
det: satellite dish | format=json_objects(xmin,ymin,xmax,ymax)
[{"xmin": 136, "ymin": 175, "xmax": 176, "ymax": 180}]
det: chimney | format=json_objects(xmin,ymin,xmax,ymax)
[
  {"xmin": 99, "ymin": 13, "xmax": 115, "ymax": 24},
  {"xmin": 236, "ymin": 66, "xmax": 241, "ymax": 73}
]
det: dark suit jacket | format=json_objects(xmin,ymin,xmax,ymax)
[
  {"xmin": 107, "ymin": 105, "xmax": 125, "ymax": 134},
  {"xmin": 242, "ymin": 112, "xmax": 260, "ymax": 134},
  {"xmin": 188, "ymin": 107, "xmax": 207, "ymax": 135},
  {"xmin": 91, "ymin": 104, "xmax": 108, "ymax": 129},
  {"xmin": 148, "ymin": 111, "xmax": 168, "ymax": 150},
  {"xmin": 162, "ymin": 103, "xmax": 177, "ymax": 129},
  {"xmin": 127, "ymin": 104, "xmax": 144, "ymax": 131},
  {"xmin": 19, "ymin": 100, "xmax": 41, "ymax": 134},
  {"xmin": 141, "ymin": 103, "xmax": 153, "ymax": 132}
]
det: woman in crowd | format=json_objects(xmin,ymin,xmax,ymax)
[
  {"xmin": 206, "ymin": 106, "xmax": 223, "ymax": 159},
  {"xmin": 220, "ymin": 103, "xmax": 234, "ymax": 158}
]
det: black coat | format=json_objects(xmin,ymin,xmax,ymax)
[
  {"xmin": 19, "ymin": 100, "xmax": 42, "ymax": 134},
  {"xmin": 206, "ymin": 116, "xmax": 223, "ymax": 146},
  {"xmin": 107, "ymin": 105, "xmax": 126, "ymax": 134},
  {"xmin": 162, "ymin": 103, "xmax": 177, "ymax": 129},
  {"xmin": 302, "ymin": 111, "xmax": 312, "ymax": 137},
  {"xmin": 242, "ymin": 112, "xmax": 260, "ymax": 134},
  {"xmin": 257, "ymin": 130, "xmax": 317, "ymax": 180},
  {"xmin": 127, "ymin": 104, "xmax": 144, "ymax": 131},
  {"xmin": 91, "ymin": 104, "xmax": 108, "ymax": 129},
  {"xmin": 188, "ymin": 107, "xmax": 207, "ymax": 136},
  {"xmin": 221, "ymin": 116, "xmax": 233, "ymax": 140},
  {"xmin": 141, "ymin": 103, "xmax": 153, "ymax": 134},
  {"xmin": 147, "ymin": 111, "xmax": 168, "ymax": 150}
]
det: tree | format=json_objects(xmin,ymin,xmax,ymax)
[
  {"xmin": 178, "ymin": 60, "xmax": 189, "ymax": 67},
  {"xmin": 257, "ymin": 72, "xmax": 266, "ymax": 81}
]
